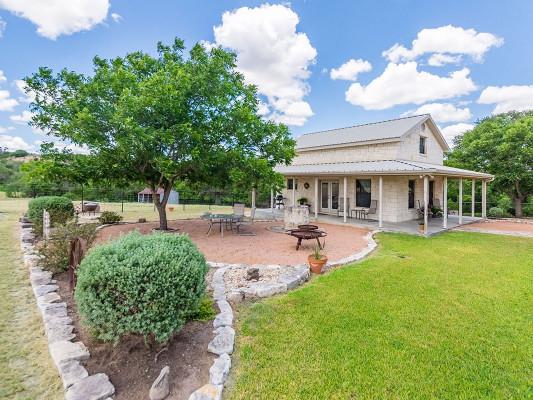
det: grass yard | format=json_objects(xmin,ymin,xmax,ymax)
[
  {"xmin": 228, "ymin": 232, "xmax": 533, "ymax": 400},
  {"xmin": 0, "ymin": 197, "xmax": 62, "ymax": 399},
  {"xmin": 83, "ymin": 201, "xmax": 232, "ymax": 222}
]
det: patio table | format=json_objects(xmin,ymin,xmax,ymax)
[{"xmin": 201, "ymin": 213, "xmax": 241, "ymax": 237}]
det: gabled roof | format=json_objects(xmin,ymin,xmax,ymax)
[
  {"xmin": 295, "ymin": 114, "xmax": 449, "ymax": 151},
  {"xmin": 275, "ymin": 159, "xmax": 493, "ymax": 179}
]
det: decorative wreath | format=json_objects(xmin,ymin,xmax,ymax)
[{"xmin": 304, "ymin": 182, "xmax": 310, "ymax": 189}]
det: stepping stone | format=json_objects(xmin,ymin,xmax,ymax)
[{"xmin": 188, "ymin": 383, "xmax": 222, "ymax": 400}]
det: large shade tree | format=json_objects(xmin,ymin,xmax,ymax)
[
  {"xmin": 25, "ymin": 39, "xmax": 295, "ymax": 229},
  {"xmin": 447, "ymin": 111, "xmax": 533, "ymax": 217}
]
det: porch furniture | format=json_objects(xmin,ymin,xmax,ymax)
[
  {"xmin": 337, "ymin": 197, "xmax": 350, "ymax": 218},
  {"xmin": 350, "ymin": 208, "xmax": 365, "ymax": 219},
  {"xmin": 234, "ymin": 207, "xmax": 256, "ymax": 235},
  {"xmin": 358, "ymin": 200, "xmax": 377, "ymax": 220},
  {"xmin": 202, "ymin": 213, "xmax": 240, "ymax": 237},
  {"xmin": 233, "ymin": 202, "xmax": 245, "ymax": 218},
  {"xmin": 275, "ymin": 194, "xmax": 285, "ymax": 209},
  {"xmin": 288, "ymin": 229, "xmax": 327, "ymax": 250}
]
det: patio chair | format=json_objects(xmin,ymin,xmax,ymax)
[
  {"xmin": 360, "ymin": 200, "xmax": 378, "ymax": 220},
  {"xmin": 337, "ymin": 198, "xmax": 350, "ymax": 218},
  {"xmin": 234, "ymin": 207, "xmax": 256, "ymax": 235},
  {"xmin": 233, "ymin": 202, "xmax": 245, "ymax": 218}
]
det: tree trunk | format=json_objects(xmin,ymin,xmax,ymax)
[
  {"xmin": 513, "ymin": 180, "xmax": 525, "ymax": 218},
  {"xmin": 514, "ymin": 196, "xmax": 523, "ymax": 218},
  {"xmin": 151, "ymin": 182, "xmax": 173, "ymax": 231}
]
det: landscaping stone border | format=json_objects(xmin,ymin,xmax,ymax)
[
  {"xmin": 18, "ymin": 220, "xmax": 115, "ymax": 400},
  {"xmin": 188, "ymin": 230, "xmax": 378, "ymax": 400}
]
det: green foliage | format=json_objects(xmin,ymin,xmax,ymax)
[
  {"xmin": 496, "ymin": 194, "xmax": 513, "ymax": 213},
  {"xmin": 27, "ymin": 196, "xmax": 74, "ymax": 236},
  {"xmin": 75, "ymin": 231, "xmax": 208, "ymax": 343},
  {"xmin": 191, "ymin": 295, "xmax": 217, "ymax": 321},
  {"xmin": 522, "ymin": 197, "xmax": 533, "ymax": 217},
  {"xmin": 38, "ymin": 223, "xmax": 98, "ymax": 274},
  {"xmin": 25, "ymin": 38, "xmax": 295, "ymax": 230},
  {"xmin": 98, "ymin": 211, "xmax": 123, "ymax": 224},
  {"xmin": 447, "ymin": 111, "xmax": 533, "ymax": 217},
  {"xmin": 488, "ymin": 207, "xmax": 504, "ymax": 218}
]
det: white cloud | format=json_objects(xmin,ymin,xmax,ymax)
[
  {"xmin": 0, "ymin": 134, "xmax": 35, "ymax": 152},
  {"xmin": 0, "ymin": 17, "xmax": 5, "ymax": 37},
  {"xmin": 383, "ymin": 25, "xmax": 503, "ymax": 64},
  {"xmin": 478, "ymin": 85, "xmax": 533, "ymax": 114},
  {"xmin": 110, "ymin": 13, "xmax": 122, "ymax": 23},
  {"xmin": 0, "ymin": 70, "xmax": 6, "ymax": 82},
  {"xmin": 427, "ymin": 53, "xmax": 462, "ymax": 67},
  {"xmin": 14, "ymin": 79, "xmax": 36, "ymax": 103},
  {"xmin": 0, "ymin": 89, "xmax": 19, "ymax": 111},
  {"xmin": 10, "ymin": 110, "xmax": 32, "ymax": 124},
  {"xmin": 0, "ymin": 125, "xmax": 14, "ymax": 133},
  {"xmin": 213, "ymin": 4, "xmax": 317, "ymax": 126},
  {"xmin": 345, "ymin": 62, "xmax": 477, "ymax": 110},
  {"xmin": 440, "ymin": 123, "xmax": 475, "ymax": 145},
  {"xmin": 34, "ymin": 139, "xmax": 89, "ymax": 154},
  {"xmin": 0, "ymin": 0, "xmax": 110, "ymax": 39},
  {"xmin": 401, "ymin": 102, "xmax": 472, "ymax": 123},
  {"xmin": 330, "ymin": 59, "xmax": 372, "ymax": 81}
]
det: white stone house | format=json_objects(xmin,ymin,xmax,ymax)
[{"xmin": 275, "ymin": 114, "xmax": 493, "ymax": 234}]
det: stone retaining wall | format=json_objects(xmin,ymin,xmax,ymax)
[{"xmin": 19, "ymin": 221, "xmax": 115, "ymax": 400}]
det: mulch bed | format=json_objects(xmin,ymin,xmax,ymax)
[{"xmin": 55, "ymin": 271, "xmax": 215, "ymax": 400}]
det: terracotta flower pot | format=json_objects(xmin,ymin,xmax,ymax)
[
  {"xmin": 418, "ymin": 224, "xmax": 425, "ymax": 233},
  {"xmin": 308, "ymin": 255, "xmax": 328, "ymax": 274},
  {"xmin": 168, "ymin": 207, "xmax": 174, "ymax": 212}
]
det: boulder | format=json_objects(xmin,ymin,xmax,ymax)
[
  {"xmin": 209, "ymin": 353, "xmax": 231, "ymax": 385},
  {"xmin": 246, "ymin": 267, "xmax": 259, "ymax": 281},
  {"xmin": 65, "ymin": 373, "xmax": 115, "ymax": 400},
  {"xmin": 149, "ymin": 366, "xmax": 170, "ymax": 400},
  {"xmin": 188, "ymin": 383, "xmax": 222, "ymax": 400},
  {"xmin": 58, "ymin": 360, "xmax": 89, "ymax": 389},
  {"xmin": 49, "ymin": 341, "xmax": 90, "ymax": 369},
  {"xmin": 207, "ymin": 326, "xmax": 235, "ymax": 355}
]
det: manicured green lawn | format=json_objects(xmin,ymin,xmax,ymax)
[{"xmin": 228, "ymin": 232, "xmax": 533, "ymax": 400}]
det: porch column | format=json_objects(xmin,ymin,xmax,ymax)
[
  {"xmin": 292, "ymin": 177, "xmax": 296, "ymax": 207},
  {"xmin": 423, "ymin": 175, "xmax": 428, "ymax": 235},
  {"xmin": 443, "ymin": 176, "xmax": 448, "ymax": 229},
  {"xmin": 482, "ymin": 180, "xmax": 487, "ymax": 218},
  {"xmin": 471, "ymin": 179, "xmax": 475, "ymax": 217},
  {"xmin": 270, "ymin": 188, "xmax": 274, "ymax": 210},
  {"xmin": 459, "ymin": 178, "xmax": 463, "ymax": 224},
  {"xmin": 378, "ymin": 176, "xmax": 383, "ymax": 228},
  {"xmin": 343, "ymin": 176, "xmax": 348, "ymax": 223},
  {"xmin": 251, "ymin": 187, "xmax": 256, "ymax": 210},
  {"xmin": 314, "ymin": 177, "xmax": 319, "ymax": 219}
]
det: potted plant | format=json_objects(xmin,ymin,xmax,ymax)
[
  {"xmin": 308, "ymin": 245, "xmax": 327, "ymax": 274},
  {"xmin": 297, "ymin": 197, "xmax": 309, "ymax": 206},
  {"xmin": 418, "ymin": 220, "xmax": 425, "ymax": 233}
]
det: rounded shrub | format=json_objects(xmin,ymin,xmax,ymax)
[
  {"xmin": 27, "ymin": 196, "xmax": 75, "ymax": 236},
  {"xmin": 98, "ymin": 211, "xmax": 123, "ymax": 225},
  {"xmin": 75, "ymin": 231, "xmax": 208, "ymax": 343},
  {"xmin": 488, "ymin": 207, "xmax": 504, "ymax": 218}
]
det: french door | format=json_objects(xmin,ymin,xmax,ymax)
[{"xmin": 320, "ymin": 181, "xmax": 339, "ymax": 213}]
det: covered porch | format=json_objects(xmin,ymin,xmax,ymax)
[{"xmin": 274, "ymin": 160, "xmax": 494, "ymax": 236}]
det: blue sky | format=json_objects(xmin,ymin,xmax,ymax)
[{"xmin": 1, "ymin": 0, "xmax": 532, "ymax": 152}]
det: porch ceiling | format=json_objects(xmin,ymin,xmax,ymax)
[{"xmin": 275, "ymin": 159, "xmax": 493, "ymax": 179}]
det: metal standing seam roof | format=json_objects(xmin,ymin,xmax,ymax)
[
  {"xmin": 275, "ymin": 159, "xmax": 494, "ymax": 179},
  {"xmin": 296, "ymin": 114, "xmax": 429, "ymax": 150}
]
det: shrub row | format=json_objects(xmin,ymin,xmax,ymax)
[{"xmin": 28, "ymin": 196, "xmax": 75, "ymax": 236}]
